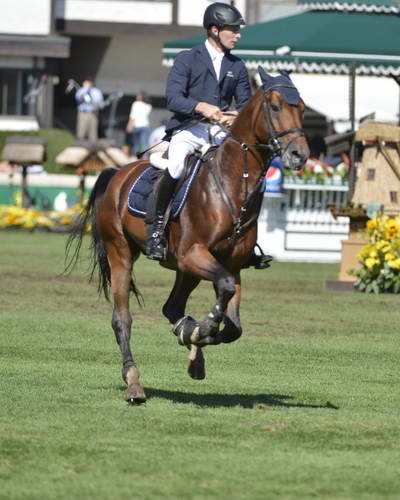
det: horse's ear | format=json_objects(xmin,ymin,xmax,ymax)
[
  {"xmin": 258, "ymin": 65, "xmax": 273, "ymax": 87},
  {"xmin": 279, "ymin": 70, "xmax": 293, "ymax": 82}
]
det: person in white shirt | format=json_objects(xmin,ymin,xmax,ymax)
[{"xmin": 126, "ymin": 91, "xmax": 152, "ymax": 157}]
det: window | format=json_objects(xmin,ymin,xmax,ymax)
[
  {"xmin": 367, "ymin": 168, "xmax": 375, "ymax": 181},
  {"xmin": 390, "ymin": 191, "xmax": 398, "ymax": 203}
]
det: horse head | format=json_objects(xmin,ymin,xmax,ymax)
[{"xmin": 256, "ymin": 66, "xmax": 309, "ymax": 170}]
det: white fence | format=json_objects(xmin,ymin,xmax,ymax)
[{"xmin": 257, "ymin": 183, "xmax": 349, "ymax": 262}]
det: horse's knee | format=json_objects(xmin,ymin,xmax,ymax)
[{"xmin": 216, "ymin": 275, "xmax": 236, "ymax": 301}]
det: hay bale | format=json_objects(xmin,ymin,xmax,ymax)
[
  {"xmin": 2, "ymin": 135, "xmax": 45, "ymax": 164},
  {"xmin": 55, "ymin": 146, "xmax": 90, "ymax": 166},
  {"xmin": 104, "ymin": 147, "xmax": 131, "ymax": 167},
  {"xmin": 355, "ymin": 121, "xmax": 400, "ymax": 143}
]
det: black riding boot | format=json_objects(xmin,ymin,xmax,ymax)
[{"xmin": 146, "ymin": 170, "xmax": 178, "ymax": 261}]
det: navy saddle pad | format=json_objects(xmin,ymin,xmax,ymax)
[{"xmin": 127, "ymin": 163, "xmax": 201, "ymax": 219}]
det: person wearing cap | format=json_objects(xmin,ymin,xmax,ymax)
[{"xmin": 147, "ymin": 1, "xmax": 250, "ymax": 261}]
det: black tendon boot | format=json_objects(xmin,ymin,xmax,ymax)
[{"xmin": 146, "ymin": 170, "xmax": 178, "ymax": 261}]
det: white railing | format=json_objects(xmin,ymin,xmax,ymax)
[{"xmin": 257, "ymin": 182, "xmax": 350, "ymax": 262}]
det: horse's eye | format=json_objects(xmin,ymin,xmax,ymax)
[{"xmin": 270, "ymin": 101, "xmax": 280, "ymax": 113}]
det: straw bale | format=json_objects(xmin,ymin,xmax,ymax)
[
  {"xmin": 355, "ymin": 121, "xmax": 400, "ymax": 143},
  {"xmin": 2, "ymin": 143, "xmax": 45, "ymax": 164},
  {"xmin": 352, "ymin": 146, "xmax": 400, "ymax": 215},
  {"xmin": 97, "ymin": 150, "xmax": 116, "ymax": 167},
  {"xmin": 55, "ymin": 146, "xmax": 90, "ymax": 166},
  {"xmin": 105, "ymin": 147, "xmax": 130, "ymax": 167}
]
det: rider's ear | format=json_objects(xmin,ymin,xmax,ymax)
[{"xmin": 257, "ymin": 65, "xmax": 273, "ymax": 87}]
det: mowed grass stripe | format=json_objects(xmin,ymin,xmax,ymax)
[{"xmin": 1, "ymin": 231, "xmax": 400, "ymax": 499}]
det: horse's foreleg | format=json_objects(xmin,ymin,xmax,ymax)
[
  {"xmin": 162, "ymin": 271, "xmax": 205, "ymax": 380},
  {"xmin": 177, "ymin": 244, "xmax": 236, "ymax": 346},
  {"xmin": 107, "ymin": 243, "xmax": 146, "ymax": 404},
  {"xmin": 214, "ymin": 273, "xmax": 242, "ymax": 344}
]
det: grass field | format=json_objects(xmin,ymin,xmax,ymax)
[{"xmin": 1, "ymin": 231, "xmax": 400, "ymax": 500}]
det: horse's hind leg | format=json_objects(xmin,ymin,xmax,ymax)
[
  {"xmin": 107, "ymin": 241, "xmax": 146, "ymax": 404},
  {"xmin": 162, "ymin": 271, "xmax": 205, "ymax": 380},
  {"xmin": 162, "ymin": 270, "xmax": 200, "ymax": 324}
]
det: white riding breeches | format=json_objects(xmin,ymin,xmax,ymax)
[{"xmin": 167, "ymin": 123, "xmax": 227, "ymax": 179}]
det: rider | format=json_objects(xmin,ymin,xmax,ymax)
[{"xmin": 146, "ymin": 2, "xmax": 251, "ymax": 262}]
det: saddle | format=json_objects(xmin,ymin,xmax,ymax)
[{"xmin": 127, "ymin": 144, "xmax": 217, "ymax": 230}]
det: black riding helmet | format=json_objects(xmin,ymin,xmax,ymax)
[{"xmin": 203, "ymin": 2, "xmax": 246, "ymax": 30}]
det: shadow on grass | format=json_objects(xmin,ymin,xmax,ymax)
[{"xmin": 119, "ymin": 386, "xmax": 339, "ymax": 410}]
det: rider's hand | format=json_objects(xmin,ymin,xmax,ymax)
[
  {"xmin": 218, "ymin": 110, "xmax": 238, "ymax": 128},
  {"xmin": 195, "ymin": 102, "xmax": 223, "ymax": 122}
]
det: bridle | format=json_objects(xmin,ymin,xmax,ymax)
[
  {"xmin": 210, "ymin": 84, "xmax": 306, "ymax": 242},
  {"xmin": 261, "ymin": 84, "xmax": 305, "ymax": 156}
]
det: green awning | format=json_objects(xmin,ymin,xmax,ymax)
[
  {"xmin": 297, "ymin": 0, "xmax": 400, "ymax": 14},
  {"xmin": 163, "ymin": 11, "xmax": 400, "ymax": 76}
]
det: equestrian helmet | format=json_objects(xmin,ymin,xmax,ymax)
[{"xmin": 203, "ymin": 2, "xmax": 246, "ymax": 30}]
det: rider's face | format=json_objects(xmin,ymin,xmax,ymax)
[{"xmin": 218, "ymin": 25, "xmax": 241, "ymax": 50}]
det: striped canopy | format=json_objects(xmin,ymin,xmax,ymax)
[
  {"xmin": 297, "ymin": 0, "xmax": 400, "ymax": 14},
  {"xmin": 163, "ymin": 9, "xmax": 400, "ymax": 76}
]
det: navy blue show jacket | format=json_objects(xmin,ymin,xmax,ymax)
[{"xmin": 165, "ymin": 42, "xmax": 251, "ymax": 132}]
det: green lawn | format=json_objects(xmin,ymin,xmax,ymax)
[{"xmin": 1, "ymin": 231, "xmax": 400, "ymax": 500}]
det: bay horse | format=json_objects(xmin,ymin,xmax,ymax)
[{"xmin": 66, "ymin": 67, "xmax": 309, "ymax": 404}]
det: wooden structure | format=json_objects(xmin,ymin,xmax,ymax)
[
  {"xmin": 352, "ymin": 121, "xmax": 400, "ymax": 216},
  {"xmin": 55, "ymin": 140, "xmax": 131, "ymax": 203},
  {"xmin": 1, "ymin": 135, "xmax": 46, "ymax": 207},
  {"xmin": 331, "ymin": 121, "xmax": 400, "ymax": 285}
]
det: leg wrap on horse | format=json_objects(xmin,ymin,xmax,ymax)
[{"xmin": 198, "ymin": 304, "xmax": 223, "ymax": 339}]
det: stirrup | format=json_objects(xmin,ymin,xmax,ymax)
[{"xmin": 243, "ymin": 244, "xmax": 273, "ymax": 270}]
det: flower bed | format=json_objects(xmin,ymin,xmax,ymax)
[
  {"xmin": 350, "ymin": 214, "xmax": 400, "ymax": 293},
  {"xmin": 285, "ymin": 156, "xmax": 349, "ymax": 185},
  {"xmin": 0, "ymin": 204, "xmax": 84, "ymax": 232}
]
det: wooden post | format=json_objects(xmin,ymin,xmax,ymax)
[
  {"xmin": 21, "ymin": 166, "xmax": 29, "ymax": 208},
  {"xmin": 348, "ymin": 63, "xmax": 357, "ymax": 200},
  {"xmin": 79, "ymin": 170, "xmax": 86, "ymax": 205}
]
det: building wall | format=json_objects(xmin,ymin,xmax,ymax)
[{"xmin": 0, "ymin": 0, "xmax": 52, "ymax": 35}]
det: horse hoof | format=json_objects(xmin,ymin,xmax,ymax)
[
  {"xmin": 126, "ymin": 396, "xmax": 146, "ymax": 405},
  {"xmin": 125, "ymin": 385, "xmax": 146, "ymax": 404},
  {"xmin": 187, "ymin": 345, "xmax": 206, "ymax": 380}
]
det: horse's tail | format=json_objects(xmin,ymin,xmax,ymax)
[{"xmin": 65, "ymin": 167, "xmax": 142, "ymax": 305}]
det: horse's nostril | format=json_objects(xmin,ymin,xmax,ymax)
[{"xmin": 292, "ymin": 150, "xmax": 307, "ymax": 165}]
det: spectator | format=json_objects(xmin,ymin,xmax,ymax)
[
  {"xmin": 126, "ymin": 91, "xmax": 152, "ymax": 156},
  {"xmin": 74, "ymin": 77, "xmax": 104, "ymax": 141},
  {"xmin": 148, "ymin": 117, "xmax": 168, "ymax": 147}
]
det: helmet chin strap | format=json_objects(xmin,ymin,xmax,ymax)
[{"xmin": 209, "ymin": 28, "xmax": 229, "ymax": 53}]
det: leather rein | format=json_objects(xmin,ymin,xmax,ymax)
[{"xmin": 210, "ymin": 84, "xmax": 305, "ymax": 243}]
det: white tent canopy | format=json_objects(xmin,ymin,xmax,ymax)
[{"xmin": 288, "ymin": 73, "xmax": 399, "ymax": 133}]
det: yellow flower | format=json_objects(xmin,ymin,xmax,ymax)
[
  {"xmin": 388, "ymin": 258, "xmax": 400, "ymax": 270},
  {"xmin": 357, "ymin": 244, "xmax": 373, "ymax": 260},
  {"xmin": 365, "ymin": 257, "xmax": 378, "ymax": 269},
  {"xmin": 385, "ymin": 252, "xmax": 395, "ymax": 262},
  {"xmin": 367, "ymin": 219, "xmax": 377, "ymax": 231},
  {"xmin": 369, "ymin": 249, "xmax": 378, "ymax": 258}
]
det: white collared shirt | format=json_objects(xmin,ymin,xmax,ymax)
[{"xmin": 205, "ymin": 40, "xmax": 224, "ymax": 80}]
